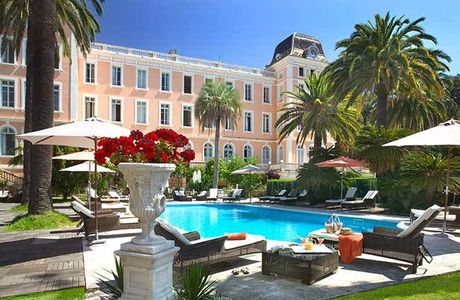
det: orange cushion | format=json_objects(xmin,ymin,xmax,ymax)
[{"xmin": 225, "ymin": 232, "xmax": 247, "ymax": 240}]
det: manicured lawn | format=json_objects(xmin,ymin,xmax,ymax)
[
  {"xmin": 8, "ymin": 204, "xmax": 28, "ymax": 213},
  {"xmin": 339, "ymin": 271, "xmax": 460, "ymax": 299},
  {"xmin": 4, "ymin": 211, "xmax": 77, "ymax": 232},
  {"xmin": 0, "ymin": 287, "xmax": 85, "ymax": 300}
]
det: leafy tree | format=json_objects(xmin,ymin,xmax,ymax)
[
  {"xmin": 276, "ymin": 73, "xmax": 362, "ymax": 151},
  {"xmin": 195, "ymin": 81, "xmax": 241, "ymax": 188},
  {"xmin": 355, "ymin": 126, "xmax": 411, "ymax": 175},
  {"xmin": 219, "ymin": 156, "xmax": 262, "ymax": 197},
  {"xmin": 0, "ymin": 0, "xmax": 104, "ymax": 214},
  {"xmin": 51, "ymin": 146, "xmax": 87, "ymax": 200},
  {"xmin": 326, "ymin": 12, "xmax": 450, "ymax": 127}
]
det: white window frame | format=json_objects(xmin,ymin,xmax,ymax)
[
  {"xmin": 297, "ymin": 144, "xmax": 305, "ymax": 165},
  {"xmin": 263, "ymin": 85, "xmax": 271, "ymax": 104},
  {"xmin": 0, "ymin": 125, "xmax": 17, "ymax": 157},
  {"xmin": 298, "ymin": 66, "xmax": 305, "ymax": 77},
  {"xmin": 0, "ymin": 35, "xmax": 17, "ymax": 65},
  {"xmin": 243, "ymin": 144, "xmax": 254, "ymax": 160},
  {"xmin": 224, "ymin": 117, "xmax": 235, "ymax": 131},
  {"xmin": 55, "ymin": 43, "xmax": 63, "ymax": 70},
  {"xmin": 53, "ymin": 81, "xmax": 63, "ymax": 112},
  {"xmin": 0, "ymin": 77, "xmax": 17, "ymax": 109},
  {"xmin": 135, "ymin": 99, "xmax": 148, "ymax": 125},
  {"xmin": 277, "ymin": 144, "xmax": 284, "ymax": 163},
  {"xmin": 298, "ymin": 82, "xmax": 305, "ymax": 91},
  {"xmin": 110, "ymin": 63, "xmax": 123, "ymax": 87},
  {"xmin": 84, "ymin": 60, "xmax": 97, "ymax": 84},
  {"xmin": 262, "ymin": 145, "xmax": 271, "ymax": 164},
  {"xmin": 109, "ymin": 96, "xmax": 123, "ymax": 123},
  {"xmin": 244, "ymin": 82, "xmax": 253, "ymax": 102},
  {"xmin": 160, "ymin": 70, "xmax": 172, "ymax": 92},
  {"xmin": 225, "ymin": 79, "xmax": 235, "ymax": 89},
  {"xmin": 278, "ymin": 84, "xmax": 283, "ymax": 102},
  {"xmin": 203, "ymin": 141, "xmax": 214, "ymax": 162},
  {"xmin": 82, "ymin": 94, "xmax": 98, "ymax": 120},
  {"xmin": 21, "ymin": 39, "xmax": 27, "ymax": 66},
  {"xmin": 243, "ymin": 110, "xmax": 254, "ymax": 132},
  {"xmin": 136, "ymin": 67, "xmax": 148, "ymax": 90},
  {"xmin": 183, "ymin": 73, "xmax": 194, "ymax": 95},
  {"xmin": 262, "ymin": 112, "xmax": 272, "ymax": 134},
  {"xmin": 223, "ymin": 143, "xmax": 235, "ymax": 160},
  {"xmin": 182, "ymin": 103, "xmax": 193, "ymax": 128},
  {"xmin": 21, "ymin": 78, "xmax": 26, "ymax": 109},
  {"xmin": 159, "ymin": 101, "xmax": 172, "ymax": 126}
]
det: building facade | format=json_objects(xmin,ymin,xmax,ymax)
[{"xmin": 0, "ymin": 32, "xmax": 329, "ymax": 176}]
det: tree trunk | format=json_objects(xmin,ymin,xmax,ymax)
[
  {"xmin": 22, "ymin": 34, "xmax": 33, "ymax": 204},
  {"xmin": 313, "ymin": 132, "xmax": 322, "ymax": 151},
  {"xmin": 27, "ymin": 0, "xmax": 56, "ymax": 214},
  {"xmin": 213, "ymin": 121, "xmax": 221, "ymax": 188},
  {"xmin": 376, "ymin": 83, "xmax": 389, "ymax": 128}
]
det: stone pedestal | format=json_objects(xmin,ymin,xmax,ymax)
[{"xmin": 115, "ymin": 240, "xmax": 179, "ymax": 300}]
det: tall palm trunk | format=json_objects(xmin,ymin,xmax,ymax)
[
  {"xmin": 22, "ymin": 36, "xmax": 33, "ymax": 204},
  {"xmin": 313, "ymin": 132, "xmax": 322, "ymax": 151},
  {"xmin": 376, "ymin": 83, "xmax": 389, "ymax": 128},
  {"xmin": 213, "ymin": 121, "xmax": 221, "ymax": 188},
  {"xmin": 27, "ymin": 0, "xmax": 56, "ymax": 214}
]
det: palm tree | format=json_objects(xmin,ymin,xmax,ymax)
[
  {"xmin": 0, "ymin": 0, "xmax": 103, "ymax": 214},
  {"xmin": 195, "ymin": 81, "xmax": 241, "ymax": 188},
  {"xmin": 326, "ymin": 12, "xmax": 450, "ymax": 128},
  {"xmin": 276, "ymin": 73, "xmax": 362, "ymax": 152}
]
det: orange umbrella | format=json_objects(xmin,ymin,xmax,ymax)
[{"xmin": 316, "ymin": 156, "xmax": 368, "ymax": 198}]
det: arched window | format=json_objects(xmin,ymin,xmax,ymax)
[
  {"xmin": 183, "ymin": 141, "xmax": 193, "ymax": 150},
  {"xmin": 223, "ymin": 143, "xmax": 234, "ymax": 160},
  {"xmin": 0, "ymin": 126, "xmax": 16, "ymax": 156},
  {"xmin": 243, "ymin": 144, "xmax": 253, "ymax": 161},
  {"xmin": 203, "ymin": 142, "xmax": 213, "ymax": 162},
  {"xmin": 262, "ymin": 145, "xmax": 271, "ymax": 164},
  {"xmin": 277, "ymin": 145, "xmax": 283, "ymax": 163},
  {"xmin": 297, "ymin": 145, "xmax": 304, "ymax": 165}
]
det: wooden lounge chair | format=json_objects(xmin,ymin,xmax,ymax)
[
  {"xmin": 325, "ymin": 187, "xmax": 357, "ymax": 208},
  {"xmin": 155, "ymin": 219, "xmax": 267, "ymax": 268},
  {"xmin": 341, "ymin": 190, "xmax": 378, "ymax": 210},
  {"xmin": 362, "ymin": 205, "xmax": 441, "ymax": 273},
  {"xmin": 206, "ymin": 188, "xmax": 219, "ymax": 202},
  {"xmin": 195, "ymin": 191, "xmax": 207, "ymax": 201},
  {"xmin": 222, "ymin": 189, "xmax": 242, "ymax": 202},
  {"xmin": 70, "ymin": 200, "xmax": 138, "ymax": 239},
  {"xmin": 259, "ymin": 189, "xmax": 288, "ymax": 202},
  {"xmin": 105, "ymin": 190, "xmax": 130, "ymax": 202},
  {"xmin": 278, "ymin": 190, "xmax": 308, "ymax": 203},
  {"xmin": 173, "ymin": 190, "xmax": 192, "ymax": 202}
]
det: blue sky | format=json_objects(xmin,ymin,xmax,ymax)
[{"xmin": 96, "ymin": 0, "xmax": 460, "ymax": 74}]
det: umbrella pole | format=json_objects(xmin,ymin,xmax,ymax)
[
  {"xmin": 341, "ymin": 167, "xmax": 344, "ymax": 199},
  {"xmin": 442, "ymin": 146, "xmax": 452, "ymax": 234},
  {"xmin": 94, "ymin": 138, "xmax": 99, "ymax": 241},
  {"xmin": 88, "ymin": 161, "xmax": 91, "ymax": 210}
]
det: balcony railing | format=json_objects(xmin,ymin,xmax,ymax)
[{"xmin": 92, "ymin": 42, "xmax": 276, "ymax": 78}]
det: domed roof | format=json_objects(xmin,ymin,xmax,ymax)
[{"xmin": 269, "ymin": 33, "xmax": 326, "ymax": 66}]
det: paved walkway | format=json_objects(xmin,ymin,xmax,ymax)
[{"xmin": 0, "ymin": 230, "xmax": 85, "ymax": 297}]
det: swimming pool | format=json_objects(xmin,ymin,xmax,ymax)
[{"xmin": 160, "ymin": 204, "xmax": 399, "ymax": 242}]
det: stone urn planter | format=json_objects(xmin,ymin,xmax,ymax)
[{"xmin": 118, "ymin": 162, "xmax": 176, "ymax": 246}]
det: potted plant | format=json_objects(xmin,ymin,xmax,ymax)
[{"xmin": 95, "ymin": 129, "xmax": 195, "ymax": 246}]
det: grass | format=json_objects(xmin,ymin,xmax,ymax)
[
  {"xmin": 0, "ymin": 287, "xmax": 85, "ymax": 300},
  {"xmin": 4, "ymin": 210, "xmax": 77, "ymax": 232},
  {"xmin": 9, "ymin": 204, "xmax": 28, "ymax": 213},
  {"xmin": 338, "ymin": 271, "xmax": 460, "ymax": 299}
]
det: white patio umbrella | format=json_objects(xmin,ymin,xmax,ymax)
[
  {"xmin": 60, "ymin": 161, "xmax": 115, "ymax": 173},
  {"xmin": 384, "ymin": 119, "xmax": 460, "ymax": 233},
  {"xmin": 18, "ymin": 118, "xmax": 130, "ymax": 241},
  {"xmin": 231, "ymin": 164, "xmax": 265, "ymax": 202},
  {"xmin": 53, "ymin": 150, "xmax": 95, "ymax": 209}
]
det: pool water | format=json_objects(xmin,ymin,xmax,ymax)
[{"xmin": 161, "ymin": 204, "xmax": 398, "ymax": 242}]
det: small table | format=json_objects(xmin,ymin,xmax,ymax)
[
  {"xmin": 262, "ymin": 246, "xmax": 339, "ymax": 285},
  {"xmin": 308, "ymin": 229, "xmax": 360, "ymax": 246}
]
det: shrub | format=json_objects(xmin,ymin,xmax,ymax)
[{"xmin": 176, "ymin": 265, "xmax": 218, "ymax": 300}]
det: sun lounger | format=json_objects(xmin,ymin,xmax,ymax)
[
  {"xmin": 325, "ymin": 187, "xmax": 357, "ymax": 208},
  {"xmin": 222, "ymin": 189, "xmax": 242, "ymax": 202},
  {"xmin": 207, "ymin": 188, "xmax": 219, "ymax": 202},
  {"xmin": 155, "ymin": 219, "xmax": 267, "ymax": 268},
  {"xmin": 0, "ymin": 190, "xmax": 9, "ymax": 202},
  {"xmin": 195, "ymin": 191, "xmax": 207, "ymax": 201},
  {"xmin": 259, "ymin": 189, "xmax": 288, "ymax": 202},
  {"xmin": 341, "ymin": 190, "xmax": 378, "ymax": 210},
  {"xmin": 279, "ymin": 190, "xmax": 308, "ymax": 203},
  {"xmin": 410, "ymin": 206, "xmax": 459, "ymax": 228},
  {"xmin": 173, "ymin": 190, "xmax": 192, "ymax": 201},
  {"xmin": 362, "ymin": 204, "xmax": 441, "ymax": 273}
]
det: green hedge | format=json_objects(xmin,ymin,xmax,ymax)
[
  {"xmin": 348, "ymin": 177, "xmax": 377, "ymax": 198},
  {"xmin": 266, "ymin": 179, "xmax": 297, "ymax": 196}
]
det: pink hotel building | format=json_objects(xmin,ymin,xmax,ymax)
[{"xmin": 0, "ymin": 32, "xmax": 330, "ymax": 177}]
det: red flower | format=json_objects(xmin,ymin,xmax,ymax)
[
  {"xmin": 160, "ymin": 152, "xmax": 168, "ymax": 162},
  {"xmin": 144, "ymin": 131, "xmax": 159, "ymax": 142},
  {"xmin": 94, "ymin": 150, "xmax": 107, "ymax": 164},
  {"xmin": 179, "ymin": 149, "xmax": 195, "ymax": 162}
]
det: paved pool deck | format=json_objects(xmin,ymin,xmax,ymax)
[{"xmin": 83, "ymin": 225, "xmax": 460, "ymax": 299}]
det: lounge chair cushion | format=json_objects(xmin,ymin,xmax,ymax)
[
  {"xmin": 225, "ymin": 232, "xmax": 247, "ymax": 240},
  {"xmin": 157, "ymin": 219, "xmax": 191, "ymax": 245},
  {"xmin": 398, "ymin": 204, "xmax": 441, "ymax": 238},
  {"xmin": 71, "ymin": 200, "xmax": 94, "ymax": 218},
  {"xmin": 224, "ymin": 234, "xmax": 265, "ymax": 250},
  {"xmin": 208, "ymin": 188, "xmax": 218, "ymax": 199}
]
